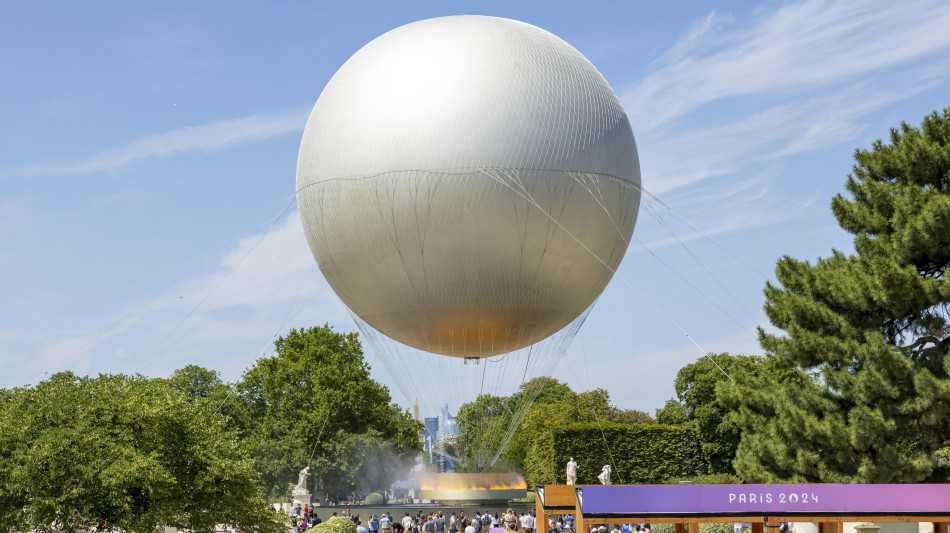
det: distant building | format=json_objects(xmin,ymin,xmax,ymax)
[
  {"xmin": 419, "ymin": 404, "xmax": 460, "ymax": 472},
  {"xmin": 424, "ymin": 416, "xmax": 440, "ymax": 456},
  {"xmin": 438, "ymin": 404, "xmax": 458, "ymax": 441}
]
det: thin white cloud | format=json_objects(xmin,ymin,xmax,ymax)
[
  {"xmin": 625, "ymin": 0, "xmax": 950, "ymax": 132},
  {"xmin": 651, "ymin": 11, "xmax": 725, "ymax": 68},
  {"xmin": 635, "ymin": 177, "xmax": 820, "ymax": 251},
  {"xmin": 0, "ymin": 196, "xmax": 25, "ymax": 233},
  {"xmin": 21, "ymin": 110, "xmax": 308, "ymax": 176},
  {"xmin": 0, "ymin": 208, "xmax": 350, "ymax": 388},
  {"xmin": 626, "ymin": 0, "xmax": 950, "ymax": 248}
]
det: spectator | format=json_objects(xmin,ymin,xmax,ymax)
[{"xmin": 503, "ymin": 509, "xmax": 517, "ymax": 533}]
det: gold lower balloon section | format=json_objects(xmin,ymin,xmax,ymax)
[{"xmin": 298, "ymin": 169, "xmax": 640, "ymax": 358}]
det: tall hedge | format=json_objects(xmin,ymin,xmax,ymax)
[{"xmin": 552, "ymin": 424, "xmax": 707, "ymax": 484}]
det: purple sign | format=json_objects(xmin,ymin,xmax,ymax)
[{"xmin": 580, "ymin": 484, "xmax": 950, "ymax": 516}]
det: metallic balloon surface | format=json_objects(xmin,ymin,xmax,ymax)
[{"xmin": 297, "ymin": 15, "xmax": 641, "ymax": 357}]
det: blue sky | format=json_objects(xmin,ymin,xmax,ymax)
[{"xmin": 3, "ymin": 0, "xmax": 950, "ymax": 418}]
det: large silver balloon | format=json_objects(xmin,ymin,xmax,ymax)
[{"xmin": 297, "ymin": 15, "xmax": 640, "ymax": 358}]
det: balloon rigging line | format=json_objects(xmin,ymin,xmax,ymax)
[
  {"xmin": 489, "ymin": 314, "xmax": 585, "ymax": 467},
  {"xmin": 479, "ymin": 168, "xmax": 736, "ymax": 384},
  {"xmin": 28, "ymin": 193, "xmax": 298, "ymax": 387},
  {"xmin": 632, "ymin": 235, "xmax": 756, "ymax": 337},
  {"xmin": 486, "ymin": 309, "xmax": 588, "ymax": 469},
  {"xmin": 474, "ymin": 354, "xmax": 491, "ymax": 469},
  {"xmin": 580, "ymin": 331, "xmax": 621, "ymax": 484},
  {"xmin": 485, "ymin": 311, "xmax": 587, "ymax": 469},
  {"xmin": 639, "ymin": 197, "xmax": 759, "ymax": 326},
  {"xmin": 213, "ymin": 267, "xmax": 330, "ymax": 416},
  {"xmin": 308, "ymin": 408, "xmax": 333, "ymax": 467},
  {"xmin": 563, "ymin": 169, "xmax": 758, "ymax": 339},
  {"xmin": 135, "ymin": 224, "xmax": 300, "ymax": 374},
  {"xmin": 211, "ymin": 331, "xmax": 279, "ymax": 416},
  {"xmin": 564, "ymin": 351, "xmax": 621, "ymax": 485},
  {"xmin": 562, "ymin": 170, "xmax": 759, "ymax": 334},
  {"xmin": 278, "ymin": 263, "xmax": 316, "ymax": 331},
  {"xmin": 344, "ymin": 167, "xmax": 757, "ymax": 472},
  {"xmin": 638, "ymin": 187, "xmax": 769, "ymax": 280}
]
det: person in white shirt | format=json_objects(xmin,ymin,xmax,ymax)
[{"xmin": 465, "ymin": 524, "xmax": 476, "ymax": 533}]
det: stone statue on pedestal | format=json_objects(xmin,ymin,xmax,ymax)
[
  {"xmin": 597, "ymin": 464, "xmax": 611, "ymax": 485},
  {"xmin": 566, "ymin": 457, "xmax": 578, "ymax": 485},
  {"xmin": 293, "ymin": 466, "xmax": 311, "ymax": 495}
]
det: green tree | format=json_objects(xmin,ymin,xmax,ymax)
[
  {"xmin": 0, "ymin": 372, "xmax": 282, "ymax": 533},
  {"xmin": 165, "ymin": 364, "xmax": 227, "ymax": 403},
  {"xmin": 234, "ymin": 325, "xmax": 421, "ymax": 497},
  {"xmin": 453, "ymin": 376, "xmax": 650, "ymax": 476},
  {"xmin": 454, "ymin": 393, "xmax": 509, "ymax": 472},
  {"xmin": 726, "ymin": 109, "xmax": 950, "ymax": 482},
  {"xmin": 673, "ymin": 353, "xmax": 809, "ymax": 474},
  {"xmin": 454, "ymin": 377, "xmax": 573, "ymax": 473},
  {"xmin": 520, "ymin": 388, "xmax": 616, "ymax": 486},
  {"xmin": 655, "ymin": 398, "xmax": 688, "ymax": 426}
]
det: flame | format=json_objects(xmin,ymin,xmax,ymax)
[{"xmin": 418, "ymin": 472, "xmax": 527, "ymax": 491}]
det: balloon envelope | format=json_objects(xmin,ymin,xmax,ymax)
[{"xmin": 297, "ymin": 15, "xmax": 640, "ymax": 358}]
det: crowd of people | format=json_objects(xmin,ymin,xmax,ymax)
[
  {"xmin": 579, "ymin": 524, "xmax": 651, "ymax": 533},
  {"xmin": 275, "ymin": 507, "xmax": 539, "ymax": 533}
]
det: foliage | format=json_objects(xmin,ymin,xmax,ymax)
[
  {"xmin": 364, "ymin": 492, "xmax": 384, "ymax": 505},
  {"xmin": 934, "ymin": 448, "xmax": 950, "ymax": 481},
  {"xmin": 165, "ymin": 364, "xmax": 227, "ymax": 403},
  {"xmin": 699, "ymin": 524, "xmax": 736, "ymax": 533},
  {"xmin": 232, "ymin": 325, "xmax": 422, "ymax": 498},
  {"xmin": 673, "ymin": 353, "xmax": 809, "ymax": 475},
  {"xmin": 724, "ymin": 108, "xmax": 950, "ymax": 482},
  {"xmin": 521, "ymin": 388, "xmax": 613, "ymax": 485},
  {"xmin": 552, "ymin": 424, "xmax": 707, "ymax": 484},
  {"xmin": 313, "ymin": 516, "xmax": 358, "ymax": 533},
  {"xmin": 453, "ymin": 377, "xmax": 654, "ymax": 476},
  {"xmin": 513, "ymin": 491, "xmax": 536, "ymax": 503},
  {"xmin": 654, "ymin": 398, "xmax": 688, "ymax": 426},
  {"xmin": 454, "ymin": 377, "xmax": 572, "ymax": 473},
  {"xmin": 675, "ymin": 473, "xmax": 742, "ymax": 484},
  {"xmin": 654, "ymin": 524, "xmax": 734, "ymax": 533},
  {"xmin": 0, "ymin": 372, "xmax": 283, "ymax": 533}
]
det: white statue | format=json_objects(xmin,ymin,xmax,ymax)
[
  {"xmin": 293, "ymin": 466, "xmax": 311, "ymax": 495},
  {"xmin": 598, "ymin": 464, "xmax": 611, "ymax": 485},
  {"xmin": 566, "ymin": 457, "xmax": 578, "ymax": 485}
]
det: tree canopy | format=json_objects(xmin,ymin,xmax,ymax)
[
  {"xmin": 726, "ymin": 108, "xmax": 950, "ymax": 482},
  {"xmin": 231, "ymin": 325, "xmax": 422, "ymax": 498},
  {"xmin": 449, "ymin": 377, "xmax": 652, "ymax": 483},
  {"xmin": 669, "ymin": 353, "xmax": 810, "ymax": 475},
  {"xmin": 0, "ymin": 372, "xmax": 282, "ymax": 533}
]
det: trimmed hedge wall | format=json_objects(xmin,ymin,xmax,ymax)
[{"xmin": 552, "ymin": 423, "xmax": 708, "ymax": 484}]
